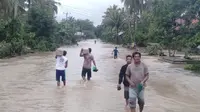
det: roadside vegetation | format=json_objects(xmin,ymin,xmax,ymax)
[
  {"xmin": 0, "ymin": 0, "xmax": 96, "ymax": 58},
  {"xmin": 95, "ymin": 0, "xmax": 200, "ymax": 72}
]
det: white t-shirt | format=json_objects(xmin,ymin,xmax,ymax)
[{"xmin": 56, "ymin": 56, "xmax": 68, "ymax": 70}]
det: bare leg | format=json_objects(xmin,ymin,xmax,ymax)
[
  {"xmin": 57, "ymin": 81, "xmax": 60, "ymax": 86},
  {"xmin": 138, "ymin": 101, "xmax": 144, "ymax": 112},
  {"xmin": 139, "ymin": 105, "xmax": 144, "ymax": 112},
  {"xmin": 82, "ymin": 76, "xmax": 86, "ymax": 81},
  {"xmin": 125, "ymin": 99, "xmax": 128, "ymax": 106},
  {"xmin": 138, "ymin": 97, "xmax": 145, "ymax": 112},
  {"xmin": 63, "ymin": 81, "xmax": 66, "ymax": 86},
  {"xmin": 130, "ymin": 107, "xmax": 136, "ymax": 112}
]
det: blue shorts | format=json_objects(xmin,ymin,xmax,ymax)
[
  {"xmin": 114, "ymin": 54, "xmax": 118, "ymax": 59},
  {"xmin": 56, "ymin": 70, "xmax": 66, "ymax": 82}
]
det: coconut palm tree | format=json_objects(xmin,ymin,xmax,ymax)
[
  {"xmin": 0, "ymin": 0, "xmax": 26, "ymax": 19},
  {"xmin": 25, "ymin": 0, "xmax": 60, "ymax": 14},
  {"xmin": 102, "ymin": 5, "xmax": 126, "ymax": 44}
]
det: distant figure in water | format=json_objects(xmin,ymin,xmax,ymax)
[
  {"xmin": 75, "ymin": 40, "xmax": 79, "ymax": 46},
  {"xmin": 112, "ymin": 47, "xmax": 119, "ymax": 59},
  {"xmin": 55, "ymin": 50, "xmax": 68, "ymax": 86},
  {"xmin": 117, "ymin": 55, "xmax": 132, "ymax": 106},
  {"xmin": 94, "ymin": 40, "xmax": 96, "ymax": 44},
  {"xmin": 133, "ymin": 43, "xmax": 139, "ymax": 52},
  {"xmin": 80, "ymin": 48, "xmax": 97, "ymax": 81}
]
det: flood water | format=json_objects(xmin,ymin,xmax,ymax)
[{"xmin": 0, "ymin": 40, "xmax": 200, "ymax": 112}]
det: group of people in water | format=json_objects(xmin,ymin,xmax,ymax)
[{"xmin": 55, "ymin": 41, "xmax": 149, "ymax": 112}]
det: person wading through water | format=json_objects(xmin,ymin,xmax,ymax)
[
  {"xmin": 117, "ymin": 55, "xmax": 132, "ymax": 106},
  {"xmin": 112, "ymin": 47, "xmax": 119, "ymax": 59},
  {"xmin": 126, "ymin": 52, "xmax": 149, "ymax": 112},
  {"xmin": 55, "ymin": 50, "xmax": 68, "ymax": 86},
  {"xmin": 80, "ymin": 48, "xmax": 97, "ymax": 81}
]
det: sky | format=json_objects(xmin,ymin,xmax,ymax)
[{"xmin": 56, "ymin": 0, "xmax": 123, "ymax": 26}]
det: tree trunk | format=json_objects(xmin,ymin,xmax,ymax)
[
  {"xmin": 13, "ymin": 1, "xmax": 18, "ymax": 19},
  {"xmin": 133, "ymin": 0, "xmax": 138, "ymax": 44},
  {"xmin": 141, "ymin": 0, "xmax": 144, "ymax": 14},
  {"xmin": 168, "ymin": 48, "xmax": 171, "ymax": 57},
  {"xmin": 116, "ymin": 28, "xmax": 119, "ymax": 44},
  {"xmin": 172, "ymin": 50, "xmax": 176, "ymax": 57},
  {"xmin": 128, "ymin": 19, "xmax": 132, "ymax": 43},
  {"xmin": 28, "ymin": 0, "xmax": 31, "ymax": 9}
]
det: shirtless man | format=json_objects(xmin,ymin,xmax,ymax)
[{"xmin": 80, "ymin": 48, "xmax": 97, "ymax": 81}]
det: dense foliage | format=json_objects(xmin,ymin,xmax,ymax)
[
  {"xmin": 96, "ymin": 0, "xmax": 200, "ymax": 57},
  {"xmin": 0, "ymin": 0, "xmax": 95, "ymax": 58}
]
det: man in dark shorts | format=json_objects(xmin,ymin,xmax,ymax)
[
  {"xmin": 126, "ymin": 52, "xmax": 149, "ymax": 112},
  {"xmin": 80, "ymin": 48, "xmax": 97, "ymax": 81},
  {"xmin": 112, "ymin": 47, "xmax": 119, "ymax": 59},
  {"xmin": 55, "ymin": 50, "xmax": 68, "ymax": 86},
  {"xmin": 117, "ymin": 55, "xmax": 132, "ymax": 106}
]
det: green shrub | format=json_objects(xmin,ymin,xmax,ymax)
[
  {"xmin": 0, "ymin": 41, "xmax": 12, "ymax": 58},
  {"xmin": 146, "ymin": 43, "xmax": 162, "ymax": 55},
  {"xmin": 10, "ymin": 38, "xmax": 25, "ymax": 55},
  {"xmin": 184, "ymin": 64, "xmax": 200, "ymax": 72},
  {"xmin": 34, "ymin": 40, "xmax": 48, "ymax": 51}
]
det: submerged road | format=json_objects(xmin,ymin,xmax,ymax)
[{"xmin": 0, "ymin": 40, "xmax": 200, "ymax": 112}]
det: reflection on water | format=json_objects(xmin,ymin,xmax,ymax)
[{"xmin": 0, "ymin": 39, "xmax": 200, "ymax": 112}]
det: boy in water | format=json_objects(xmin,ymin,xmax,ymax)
[
  {"xmin": 112, "ymin": 47, "xmax": 119, "ymax": 59},
  {"xmin": 117, "ymin": 55, "xmax": 132, "ymax": 106},
  {"xmin": 55, "ymin": 50, "xmax": 68, "ymax": 86}
]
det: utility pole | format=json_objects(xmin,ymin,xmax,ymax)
[{"xmin": 63, "ymin": 12, "xmax": 70, "ymax": 20}]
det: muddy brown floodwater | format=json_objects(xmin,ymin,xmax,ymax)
[{"xmin": 0, "ymin": 40, "xmax": 200, "ymax": 112}]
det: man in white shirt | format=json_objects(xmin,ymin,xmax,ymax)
[{"xmin": 55, "ymin": 50, "xmax": 68, "ymax": 86}]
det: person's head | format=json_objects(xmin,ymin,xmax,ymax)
[
  {"xmin": 126, "ymin": 55, "xmax": 132, "ymax": 64},
  {"xmin": 63, "ymin": 50, "xmax": 67, "ymax": 56},
  {"xmin": 132, "ymin": 52, "xmax": 141, "ymax": 63},
  {"xmin": 115, "ymin": 47, "xmax": 117, "ymax": 49},
  {"xmin": 88, "ymin": 48, "xmax": 92, "ymax": 53}
]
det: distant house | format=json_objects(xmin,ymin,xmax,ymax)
[
  {"xmin": 175, "ymin": 18, "xmax": 185, "ymax": 25},
  {"xmin": 192, "ymin": 19, "xmax": 199, "ymax": 24},
  {"xmin": 118, "ymin": 31, "xmax": 124, "ymax": 36},
  {"xmin": 175, "ymin": 18, "xmax": 199, "ymax": 30},
  {"xmin": 74, "ymin": 32, "xmax": 84, "ymax": 36}
]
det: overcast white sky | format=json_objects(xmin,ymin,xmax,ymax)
[{"xmin": 56, "ymin": 0, "xmax": 123, "ymax": 26}]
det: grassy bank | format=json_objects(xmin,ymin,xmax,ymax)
[{"xmin": 184, "ymin": 64, "xmax": 200, "ymax": 73}]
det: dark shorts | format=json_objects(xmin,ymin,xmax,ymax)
[
  {"xmin": 56, "ymin": 70, "xmax": 66, "ymax": 82},
  {"xmin": 114, "ymin": 54, "xmax": 118, "ymax": 59},
  {"xmin": 124, "ymin": 86, "xmax": 129, "ymax": 100},
  {"xmin": 81, "ymin": 68, "xmax": 91, "ymax": 80}
]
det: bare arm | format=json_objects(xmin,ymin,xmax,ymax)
[
  {"xmin": 141, "ymin": 64, "xmax": 149, "ymax": 84},
  {"xmin": 65, "ymin": 60, "xmax": 68, "ymax": 68},
  {"xmin": 93, "ymin": 60, "xmax": 96, "ymax": 66},
  {"xmin": 125, "ymin": 65, "xmax": 134, "ymax": 86},
  {"xmin": 80, "ymin": 49, "xmax": 84, "ymax": 57},
  {"xmin": 126, "ymin": 74, "xmax": 132, "ymax": 85},
  {"xmin": 142, "ymin": 73, "xmax": 149, "ymax": 84},
  {"xmin": 92, "ymin": 55, "xmax": 96, "ymax": 66}
]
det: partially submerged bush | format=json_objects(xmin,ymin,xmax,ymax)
[
  {"xmin": 184, "ymin": 64, "xmax": 200, "ymax": 72},
  {"xmin": 146, "ymin": 43, "xmax": 162, "ymax": 55}
]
